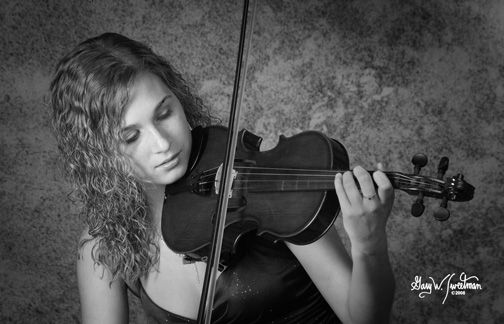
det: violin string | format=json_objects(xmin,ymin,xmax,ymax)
[
  {"xmin": 195, "ymin": 169, "xmax": 444, "ymax": 185},
  {"xmin": 197, "ymin": 166, "xmax": 444, "ymax": 181},
  {"xmin": 195, "ymin": 168, "xmax": 442, "ymax": 185},
  {"xmin": 188, "ymin": 165, "xmax": 446, "ymax": 197},
  {"xmin": 229, "ymin": 180, "xmax": 442, "ymax": 189},
  {"xmin": 193, "ymin": 177, "xmax": 443, "ymax": 194}
]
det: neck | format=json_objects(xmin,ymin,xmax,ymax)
[{"xmin": 145, "ymin": 185, "xmax": 165, "ymax": 231}]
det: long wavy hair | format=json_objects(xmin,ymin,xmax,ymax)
[{"xmin": 50, "ymin": 33, "xmax": 215, "ymax": 283}]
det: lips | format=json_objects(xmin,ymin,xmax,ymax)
[{"xmin": 156, "ymin": 151, "xmax": 180, "ymax": 169}]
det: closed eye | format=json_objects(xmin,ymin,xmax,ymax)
[
  {"xmin": 157, "ymin": 107, "xmax": 172, "ymax": 121},
  {"xmin": 123, "ymin": 129, "xmax": 140, "ymax": 144}
]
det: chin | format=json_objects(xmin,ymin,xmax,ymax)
[{"xmin": 162, "ymin": 167, "xmax": 188, "ymax": 185}]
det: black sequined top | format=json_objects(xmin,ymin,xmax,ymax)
[{"xmin": 138, "ymin": 234, "xmax": 341, "ymax": 324}]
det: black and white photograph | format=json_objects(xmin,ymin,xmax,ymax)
[{"xmin": 0, "ymin": 0, "xmax": 502, "ymax": 323}]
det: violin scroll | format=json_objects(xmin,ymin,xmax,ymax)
[{"xmin": 405, "ymin": 154, "xmax": 475, "ymax": 221}]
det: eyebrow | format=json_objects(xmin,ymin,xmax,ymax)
[{"xmin": 121, "ymin": 95, "xmax": 171, "ymax": 131}]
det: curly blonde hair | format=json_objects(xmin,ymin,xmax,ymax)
[{"xmin": 50, "ymin": 33, "xmax": 215, "ymax": 283}]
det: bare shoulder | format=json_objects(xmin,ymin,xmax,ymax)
[
  {"xmin": 77, "ymin": 228, "xmax": 96, "ymax": 263},
  {"xmin": 77, "ymin": 229, "xmax": 107, "ymax": 280},
  {"xmin": 77, "ymin": 228, "xmax": 129, "ymax": 324}
]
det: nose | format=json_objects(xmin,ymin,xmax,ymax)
[{"xmin": 149, "ymin": 126, "xmax": 170, "ymax": 153}]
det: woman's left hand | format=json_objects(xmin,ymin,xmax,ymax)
[{"xmin": 334, "ymin": 164, "xmax": 395, "ymax": 254}]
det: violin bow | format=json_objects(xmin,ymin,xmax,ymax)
[{"xmin": 196, "ymin": 0, "xmax": 257, "ymax": 323}]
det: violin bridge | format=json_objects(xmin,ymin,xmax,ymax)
[{"xmin": 215, "ymin": 163, "xmax": 238, "ymax": 198}]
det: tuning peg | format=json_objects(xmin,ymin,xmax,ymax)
[
  {"xmin": 412, "ymin": 153, "xmax": 428, "ymax": 175},
  {"xmin": 432, "ymin": 156, "xmax": 450, "ymax": 220},
  {"xmin": 410, "ymin": 153, "xmax": 428, "ymax": 217},
  {"xmin": 437, "ymin": 157, "xmax": 449, "ymax": 179},
  {"xmin": 434, "ymin": 196, "xmax": 450, "ymax": 221},
  {"xmin": 411, "ymin": 194, "xmax": 425, "ymax": 217}
]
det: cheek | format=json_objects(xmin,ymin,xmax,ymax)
[
  {"xmin": 132, "ymin": 153, "xmax": 150, "ymax": 174},
  {"xmin": 122, "ymin": 145, "xmax": 151, "ymax": 178}
]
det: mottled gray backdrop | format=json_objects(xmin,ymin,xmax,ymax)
[{"xmin": 1, "ymin": 0, "xmax": 503, "ymax": 323}]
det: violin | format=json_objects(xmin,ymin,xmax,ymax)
[{"xmin": 162, "ymin": 125, "xmax": 475, "ymax": 266}]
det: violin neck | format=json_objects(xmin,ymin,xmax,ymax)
[{"xmin": 240, "ymin": 167, "xmax": 409, "ymax": 192}]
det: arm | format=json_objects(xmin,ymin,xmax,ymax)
[
  {"xmin": 287, "ymin": 165, "xmax": 395, "ymax": 324},
  {"xmin": 77, "ymin": 230, "xmax": 129, "ymax": 324}
]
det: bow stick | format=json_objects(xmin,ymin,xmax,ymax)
[{"xmin": 197, "ymin": 0, "xmax": 257, "ymax": 323}]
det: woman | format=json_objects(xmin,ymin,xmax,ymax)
[{"xmin": 50, "ymin": 33, "xmax": 395, "ymax": 324}]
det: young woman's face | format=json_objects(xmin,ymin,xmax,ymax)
[{"xmin": 120, "ymin": 71, "xmax": 192, "ymax": 187}]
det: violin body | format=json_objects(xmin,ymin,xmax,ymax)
[
  {"xmin": 162, "ymin": 126, "xmax": 475, "ymax": 266},
  {"xmin": 162, "ymin": 125, "xmax": 350, "ymax": 264}
]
